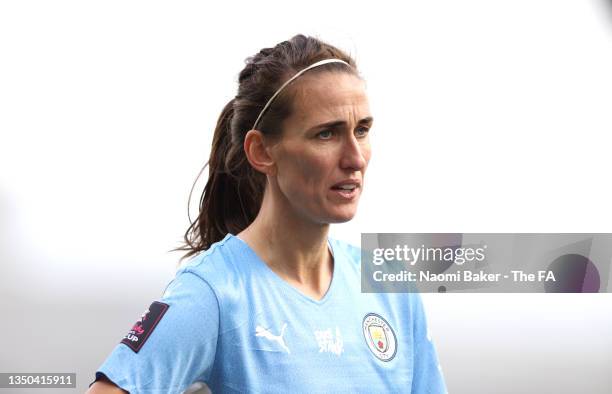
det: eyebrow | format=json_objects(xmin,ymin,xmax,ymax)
[{"xmin": 307, "ymin": 116, "xmax": 374, "ymax": 132}]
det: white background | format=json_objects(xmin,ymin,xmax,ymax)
[{"xmin": 1, "ymin": 1, "xmax": 611, "ymax": 393}]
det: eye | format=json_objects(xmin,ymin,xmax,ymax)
[
  {"xmin": 317, "ymin": 129, "xmax": 334, "ymax": 140},
  {"xmin": 355, "ymin": 127, "xmax": 370, "ymax": 138}
]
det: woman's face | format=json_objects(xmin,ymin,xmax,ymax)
[{"xmin": 268, "ymin": 71, "xmax": 373, "ymax": 224}]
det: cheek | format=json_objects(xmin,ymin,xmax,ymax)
[
  {"xmin": 361, "ymin": 142, "xmax": 372, "ymax": 169},
  {"xmin": 296, "ymin": 156, "xmax": 330, "ymax": 187},
  {"xmin": 280, "ymin": 149, "xmax": 331, "ymax": 193}
]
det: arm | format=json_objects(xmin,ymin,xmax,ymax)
[
  {"xmin": 89, "ymin": 271, "xmax": 220, "ymax": 393},
  {"xmin": 86, "ymin": 375, "xmax": 127, "ymax": 394},
  {"xmin": 410, "ymin": 293, "xmax": 448, "ymax": 394}
]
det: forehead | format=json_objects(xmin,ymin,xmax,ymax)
[{"xmin": 286, "ymin": 72, "xmax": 370, "ymax": 128}]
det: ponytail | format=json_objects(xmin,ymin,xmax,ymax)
[{"xmin": 171, "ymin": 98, "xmax": 264, "ymax": 263}]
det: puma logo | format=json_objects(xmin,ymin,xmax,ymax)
[{"xmin": 255, "ymin": 323, "xmax": 290, "ymax": 354}]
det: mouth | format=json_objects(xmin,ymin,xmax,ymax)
[{"xmin": 330, "ymin": 181, "xmax": 361, "ymax": 200}]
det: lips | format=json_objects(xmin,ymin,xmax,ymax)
[
  {"xmin": 330, "ymin": 179, "xmax": 361, "ymax": 202},
  {"xmin": 331, "ymin": 179, "xmax": 361, "ymax": 190}
]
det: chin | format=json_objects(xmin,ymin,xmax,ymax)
[
  {"xmin": 305, "ymin": 200, "xmax": 360, "ymax": 224},
  {"xmin": 326, "ymin": 209, "xmax": 358, "ymax": 223}
]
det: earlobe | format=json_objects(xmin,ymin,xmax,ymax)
[{"xmin": 244, "ymin": 130, "xmax": 277, "ymax": 176}]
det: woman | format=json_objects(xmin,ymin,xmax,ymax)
[{"xmin": 88, "ymin": 34, "xmax": 447, "ymax": 394}]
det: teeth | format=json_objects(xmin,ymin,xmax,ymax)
[{"xmin": 338, "ymin": 184, "xmax": 356, "ymax": 190}]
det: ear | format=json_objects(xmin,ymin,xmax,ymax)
[{"xmin": 243, "ymin": 129, "xmax": 277, "ymax": 176}]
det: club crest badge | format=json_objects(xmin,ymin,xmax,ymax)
[{"xmin": 362, "ymin": 313, "xmax": 397, "ymax": 361}]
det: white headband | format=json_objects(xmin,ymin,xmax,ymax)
[{"xmin": 251, "ymin": 58, "xmax": 350, "ymax": 130}]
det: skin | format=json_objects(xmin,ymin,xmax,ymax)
[
  {"xmin": 239, "ymin": 71, "xmax": 373, "ymax": 301},
  {"xmin": 86, "ymin": 376, "xmax": 127, "ymax": 393},
  {"xmin": 87, "ymin": 71, "xmax": 372, "ymax": 394}
]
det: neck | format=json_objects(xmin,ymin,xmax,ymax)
[{"xmin": 237, "ymin": 183, "xmax": 334, "ymax": 300}]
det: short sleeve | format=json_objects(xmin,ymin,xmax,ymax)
[
  {"xmin": 410, "ymin": 293, "xmax": 448, "ymax": 394},
  {"xmin": 93, "ymin": 271, "xmax": 220, "ymax": 394}
]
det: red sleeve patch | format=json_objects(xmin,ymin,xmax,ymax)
[{"xmin": 120, "ymin": 301, "xmax": 169, "ymax": 353}]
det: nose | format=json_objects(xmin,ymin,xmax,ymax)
[{"xmin": 339, "ymin": 132, "xmax": 368, "ymax": 171}]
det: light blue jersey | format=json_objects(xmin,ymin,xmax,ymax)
[{"xmin": 94, "ymin": 233, "xmax": 447, "ymax": 393}]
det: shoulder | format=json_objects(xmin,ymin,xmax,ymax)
[
  {"xmin": 329, "ymin": 237, "xmax": 362, "ymax": 276},
  {"xmin": 175, "ymin": 233, "xmax": 249, "ymax": 285},
  {"xmin": 170, "ymin": 234, "xmax": 256, "ymax": 317}
]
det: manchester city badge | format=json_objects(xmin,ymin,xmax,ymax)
[{"xmin": 362, "ymin": 313, "xmax": 397, "ymax": 361}]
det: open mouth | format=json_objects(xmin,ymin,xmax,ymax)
[{"xmin": 331, "ymin": 184, "xmax": 359, "ymax": 199}]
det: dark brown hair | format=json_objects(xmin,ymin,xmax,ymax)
[{"xmin": 171, "ymin": 34, "xmax": 360, "ymax": 263}]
